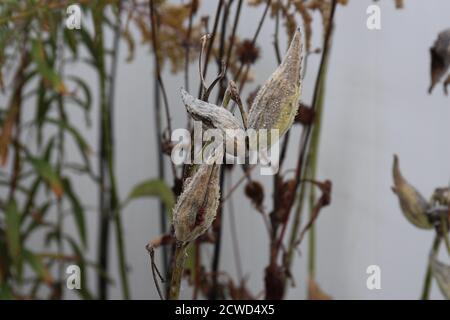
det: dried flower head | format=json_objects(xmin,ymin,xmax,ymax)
[
  {"xmin": 248, "ymin": 28, "xmax": 303, "ymax": 147},
  {"xmin": 245, "ymin": 181, "xmax": 265, "ymax": 209},
  {"xmin": 295, "ymin": 102, "xmax": 315, "ymax": 125},
  {"xmin": 392, "ymin": 155, "xmax": 433, "ymax": 229},
  {"xmin": 236, "ymin": 39, "xmax": 260, "ymax": 65}
]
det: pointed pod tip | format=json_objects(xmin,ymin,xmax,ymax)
[
  {"xmin": 392, "ymin": 154, "xmax": 402, "ymax": 184},
  {"xmin": 180, "ymin": 87, "xmax": 194, "ymax": 106},
  {"xmin": 393, "ymin": 153, "xmax": 398, "ymax": 163}
]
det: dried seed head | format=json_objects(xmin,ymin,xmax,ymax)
[
  {"xmin": 430, "ymin": 252, "xmax": 450, "ymax": 299},
  {"xmin": 248, "ymin": 28, "xmax": 303, "ymax": 146},
  {"xmin": 172, "ymin": 161, "xmax": 221, "ymax": 243},
  {"xmin": 295, "ymin": 102, "xmax": 315, "ymax": 125},
  {"xmin": 392, "ymin": 155, "xmax": 433, "ymax": 229},
  {"xmin": 181, "ymin": 88, "xmax": 242, "ymax": 132},
  {"xmin": 429, "ymin": 28, "xmax": 450, "ymax": 94},
  {"xmin": 244, "ymin": 181, "xmax": 264, "ymax": 209},
  {"xmin": 236, "ymin": 39, "xmax": 260, "ymax": 65}
]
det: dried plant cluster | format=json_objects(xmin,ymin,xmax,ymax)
[
  {"xmin": 0, "ymin": 0, "xmax": 448, "ymax": 302},
  {"xmin": 392, "ymin": 156, "xmax": 450, "ymax": 299}
]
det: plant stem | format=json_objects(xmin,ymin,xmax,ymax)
[
  {"xmin": 169, "ymin": 242, "xmax": 187, "ymax": 300},
  {"xmin": 197, "ymin": 0, "xmax": 224, "ymax": 98},
  {"xmin": 421, "ymin": 234, "xmax": 441, "ymax": 300},
  {"xmin": 306, "ymin": 50, "xmax": 328, "ymax": 280},
  {"xmin": 56, "ymin": 25, "xmax": 67, "ymax": 299},
  {"xmin": 282, "ymin": 1, "xmax": 336, "ymax": 294},
  {"xmin": 108, "ymin": 0, "xmax": 130, "ymax": 300}
]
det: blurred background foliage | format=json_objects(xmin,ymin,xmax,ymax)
[{"xmin": 1, "ymin": 0, "xmax": 430, "ymax": 301}]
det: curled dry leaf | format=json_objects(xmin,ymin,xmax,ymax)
[
  {"xmin": 430, "ymin": 253, "xmax": 450, "ymax": 299},
  {"xmin": 308, "ymin": 278, "xmax": 333, "ymax": 300},
  {"xmin": 248, "ymin": 28, "xmax": 303, "ymax": 147},
  {"xmin": 392, "ymin": 155, "xmax": 433, "ymax": 229}
]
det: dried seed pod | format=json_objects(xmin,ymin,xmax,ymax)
[
  {"xmin": 248, "ymin": 28, "xmax": 303, "ymax": 147},
  {"xmin": 392, "ymin": 155, "xmax": 433, "ymax": 229},
  {"xmin": 181, "ymin": 88, "xmax": 242, "ymax": 132},
  {"xmin": 431, "ymin": 187, "xmax": 450, "ymax": 206},
  {"xmin": 429, "ymin": 28, "xmax": 450, "ymax": 94},
  {"xmin": 181, "ymin": 88, "xmax": 245, "ymax": 156},
  {"xmin": 430, "ymin": 253, "xmax": 450, "ymax": 299},
  {"xmin": 172, "ymin": 161, "xmax": 221, "ymax": 243}
]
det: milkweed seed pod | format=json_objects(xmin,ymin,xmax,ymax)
[
  {"xmin": 181, "ymin": 88, "xmax": 242, "ymax": 132},
  {"xmin": 430, "ymin": 253, "xmax": 450, "ymax": 299},
  {"xmin": 429, "ymin": 28, "xmax": 450, "ymax": 93},
  {"xmin": 391, "ymin": 155, "xmax": 433, "ymax": 229},
  {"xmin": 248, "ymin": 28, "xmax": 303, "ymax": 147},
  {"xmin": 172, "ymin": 160, "xmax": 221, "ymax": 243},
  {"xmin": 181, "ymin": 88, "xmax": 245, "ymax": 156},
  {"xmin": 431, "ymin": 187, "xmax": 450, "ymax": 206}
]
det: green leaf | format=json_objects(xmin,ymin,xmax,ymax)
[
  {"xmin": 62, "ymin": 178, "xmax": 87, "ymax": 247},
  {"xmin": 44, "ymin": 117, "xmax": 92, "ymax": 162},
  {"xmin": 0, "ymin": 283, "xmax": 14, "ymax": 300},
  {"xmin": 66, "ymin": 76, "xmax": 92, "ymax": 125},
  {"xmin": 27, "ymin": 156, "xmax": 63, "ymax": 198},
  {"xmin": 23, "ymin": 249, "xmax": 53, "ymax": 285},
  {"xmin": 22, "ymin": 201, "xmax": 52, "ymax": 239},
  {"xmin": 31, "ymin": 40, "xmax": 66, "ymax": 94},
  {"xmin": 123, "ymin": 179, "xmax": 175, "ymax": 212},
  {"xmin": 5, "ymin": 200, "xmax": 22, "ymax": 275},
  {"xmin": 64, "ymin": 28, "xmax": 78, "ymax": 58}
]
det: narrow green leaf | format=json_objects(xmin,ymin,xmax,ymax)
[
  {"xmin": 23, "ymin": 249, "xmax": 53, "ymax": 285},
  {"xmin": 64, "ymin": 28, "xmax": 78, "ymax": 58},
  {"xmin": 66, "ymin": 76, "xmax": 92, "ymax": 125},
  {"xmin": 27, "ymin": 156, "xmax": 63, "ymax": 198},
  {"xmin": 31, "ymin": 40, "xmax": 66, "ymax": 94},
  {"xmin": 5, "ymin": 200, "xmax": 22, "ymax": 275},
  {"xmin": 62, "ymin": 178, "xmax": 87, "ymax": 247},
  {"xmin": 44, "ymin": 117, "xmax": 92, "ymax": 160},
  {"xmin": 124, "ymin": 179, "xmax": 175, "ymax": 212}
]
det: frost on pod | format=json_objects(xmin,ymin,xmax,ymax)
[
  {"xmin": 391, "ymin": 155, "xmax": 433, "ymax": 229},
  {"xmin": 248, "ymin": 28, "xmax": 303, "ymax": 147},
  {"xmin": 172, "ymin": 159, "xmax": 221, "ymax": 243}
]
